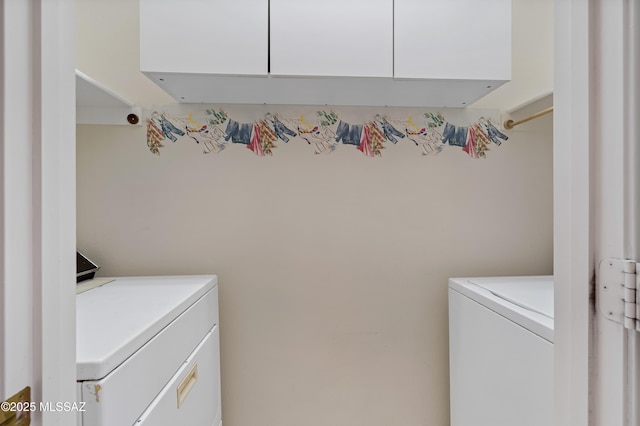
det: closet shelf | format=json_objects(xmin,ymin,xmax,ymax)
[{"xmin": 76, "ymin": 70, "xmax": 141, "ymax": 125}]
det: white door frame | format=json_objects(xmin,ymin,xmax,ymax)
[
  {"xmin": 553, "ymin": 0, "xmax": 591, "ymax": 424},
  {"xmin": 0, "ymin": 1, "xmax": 76, "ymax": 425},
  {"xmin": 555, "ymin": 0, "xmax": 640, "ymax": 425}
]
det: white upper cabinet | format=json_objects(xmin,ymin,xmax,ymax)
[
  {"xmin": 138, "ymin": 0, "xmax": 511, "ymax": 106},
  {"xmin": 140, "ymin": 0, "xmax": 268, "ymax": 75},
  {"xmin": 269, "ymin": 0, "xmax": 393, "ymax": 78},
  {"xmin": 394, "ymin": 0, "xmax": 511, "ymax": 81}
]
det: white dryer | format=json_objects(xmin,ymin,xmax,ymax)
[
  {"xmin": 76, "ymin": 275, "xmax": 221, "ymax": 426},
  {"xmin": 448, "ymin": 276, "xmax": 553, "ymax": 426}
]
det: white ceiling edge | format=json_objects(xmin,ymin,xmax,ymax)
[{"xmin": 76, "ymin": 70, "xmax": 141, "ymax": 125}]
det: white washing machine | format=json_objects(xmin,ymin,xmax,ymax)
[{"xmin": 448, "ymin": 276, "xmax": 554, "ymax": 426}]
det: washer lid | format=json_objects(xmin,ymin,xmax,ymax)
[
  {"xmin": 76, "ymin": 275, "xmax": 216, "ymax": 381},
  {"xmin": 468, "ymin": 276, "xmax": 554, "ymax": 319},
  {"xmin": 449, "ymin": 275, "xmax": 554, "ymax": 342}
]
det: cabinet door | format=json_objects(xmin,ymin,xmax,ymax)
[
  {"xmin": 140, "ymin": 0, "xmax": 268, "ymax": 75},
  {"xmin": 270, "ymin": 0, "xmax": 392, "ymax": 78},
  {"xmin": 394, "ymin": 0, "xmax": 511, "ymax": 81}
]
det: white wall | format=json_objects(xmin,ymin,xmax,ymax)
[
  {"xmin": 472, "ymin": 0, "xmax": 553, "ymax": 110},
  {"xmin": 76, "ymin": 107, "xmax": 552, "ymax": 425},
  {"xmin": 76, "ymin": 0, "xmax": 172, "ymax": 107}
]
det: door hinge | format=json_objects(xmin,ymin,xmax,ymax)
[
  {"xmin": 0, "ymin": 386, "xmax": 31, "ymax": 425},
  {"xmin": 598, "ymin": 259, "xmax": 639, "ymax": 330}
]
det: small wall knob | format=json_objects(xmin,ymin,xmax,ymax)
[{"xmin": 127, "ymin": 114, "xmax": 139, "ymax": 125}]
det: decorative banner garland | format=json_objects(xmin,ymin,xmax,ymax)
[{"xmin": 146, "ymin": 109, "xmax": 508, "ymax": 158}]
